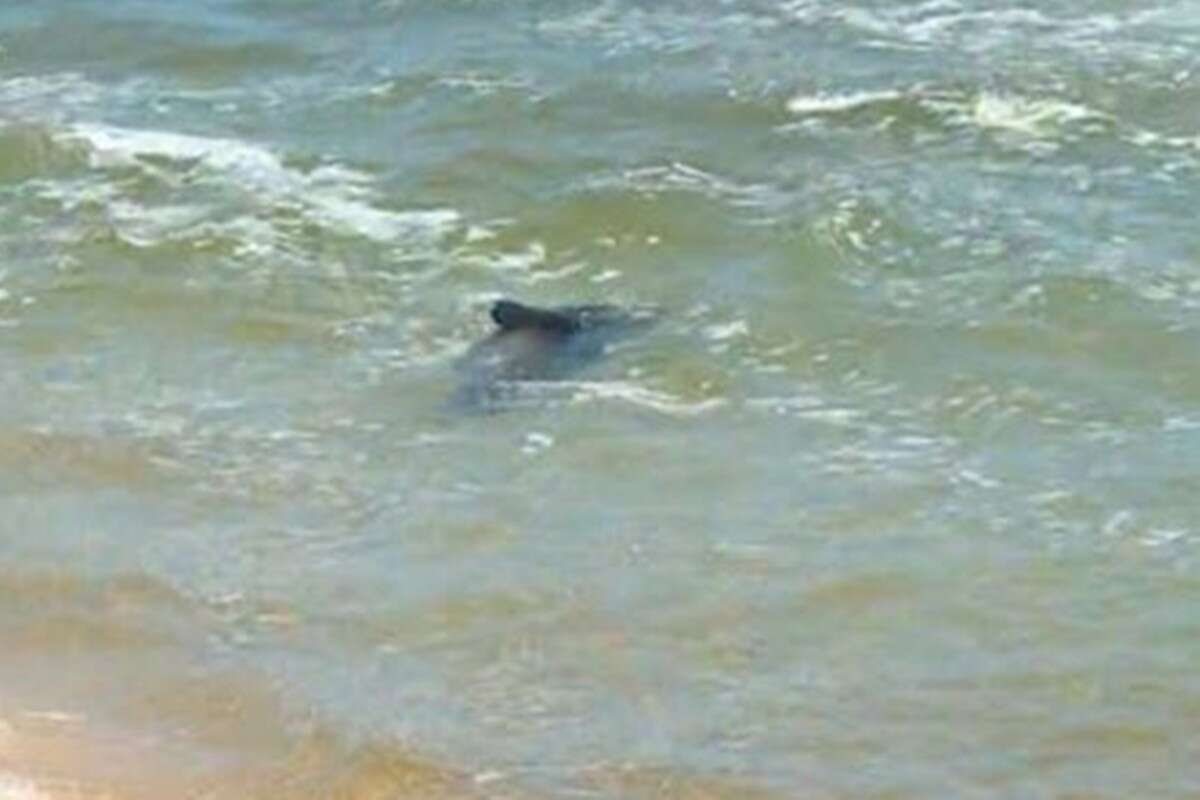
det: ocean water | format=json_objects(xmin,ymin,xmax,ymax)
[{"xmin": 2, "ymin": 1, "xmax": 1200, "ymax": 797}]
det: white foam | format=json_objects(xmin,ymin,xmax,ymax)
[
  {"xmin": 1127, "ymin": 128, "xmax": 1200, "ymax": 152},
  {"xmin": 833, "ymin": 3, "xmax": 1058, "ymax": 50},
  {"xmin": 746, "ymin": 395, "xmax": 865, "ymax": 426},
  {"xmin": 0, "ymin": 73, "xmax": 102, "ymax": 114},
  {"xmin": 69, "ymin": 124, "xmax": 276, "ymax": 177},
  {"xmin": 566, "ymin": 381, "xmax": 726, "ymax": 416},
  {"xmin": 58, "ymin": 123, "xmax": 460, "ymax": 246},
  {"xmin": 972, "ymin": 92, "xmax": 1103, "ymax": 137},
  {"xmin": 703, "ymin": 320, "xmax": 749, "ymax": 341},
  {"xmin": 594, "ymin": 161, "xmax": 779, "ymax": 214},
  {"xmin": 105, "ymin": 201, "xmax": 211, "ymax": 249},
  {"xmin": 1141, "ymin": 528, "xmax": 1189, "ymax": 548},
  {"xmin": 454, "ymin": 241, "xmax": 547, "ymax": 274},
  {"xmin": 786, "ymin": 89, "xmax": 902, "ymax": 115}
]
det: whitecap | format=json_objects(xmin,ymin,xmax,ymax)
[
  {"xmin": 1126, "ymin": 128, "xmax": 1200, "ymax": 152},
  {"xmin": 66, "ymin": 124, "xmax": 279, "ymax": 178},
  {"xmin": 786, "ymin": 89, "xmax": 903, "ymax": 115},
  {"xmin": 520, "ymin": 431, "xmax": 554, "ymax": 456},
  {"xmin": 103, "ymin": 201, "xmax": 211, "ymax": 249},
  {"xmin": 1141, "ymin": 528, "xmax": 1189, "ymax": 548},
  {"xmin": 971, "ymin": 92, "xmax": 1107, "ymax": 138},
  {"xmin": 0, "ymin": 73, "xmax": 103, "ymax": 116},
  {"xmin": 58, "ymin": 123, "xmax": 460, "ymax": 247},
  {"xmin": 703, "ymin": 320, "xmax": 749, "ymax": 342}
]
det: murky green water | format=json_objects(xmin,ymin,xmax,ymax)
[{"xmin": 2, "ymin": 1, "xmax": 1200, "ymax": 797}]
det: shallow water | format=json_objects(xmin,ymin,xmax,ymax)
[{"xmin": 2, "ymin": 1, "xmax": 1200, "ymax": 797}]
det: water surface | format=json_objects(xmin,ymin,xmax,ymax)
[{"xmin": 2, "ymin": 1, "xmax": 1199, "ymax": 797}]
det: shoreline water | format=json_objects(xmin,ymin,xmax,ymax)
[
  {"xmin": 0, "ymin": 708, "xmax": 486, "ymax": 800},
  {"xmin": 0, "ymin": 708, "xmax": 787, "ymax": 800}
]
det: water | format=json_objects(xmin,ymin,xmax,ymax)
[{"xmin": 2, "ymin": 1, "xmax": 1199, "ymax": 796}]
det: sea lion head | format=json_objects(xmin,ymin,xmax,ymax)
[{"xmin": 450, "ymin": 298, "xmax": 658, "ymax": 413}]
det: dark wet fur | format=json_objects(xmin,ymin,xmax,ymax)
[{"xmin": 451, "ymin": 299, "xmax": 656, "ymax": 412}]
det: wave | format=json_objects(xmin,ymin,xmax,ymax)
[
  {"xmin": 0, "ymin": 73, "xmax": 104, "ymax": 117},
  {"xmin": 55, "ymin": 123, "xmax": 460, "ymax": 249},
  {"xmin": 581, "ymin": 161, "xmax": 785, "ymax": 221},
  {"xmin": 824, "ymin": 2, "xmax": 1200, "ymax": 60},
  {"xmin": 786, "ymin": 89, "xmax": 905, "ymax": 116},
  {"xmin": 0, "ymin": 712, "xmax": 479, "ymax": 800},
  {"xmin": 971, "ymin": 92, "xmax": 1110, "ymax": 138},
  {"xmin": 537, "ymin": 3, "xmax": 780, "ymax": 57}
]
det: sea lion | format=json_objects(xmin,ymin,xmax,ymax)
[{"xmin": 452, "ymin": 298, "xmax": 656, "ymax": 412}]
